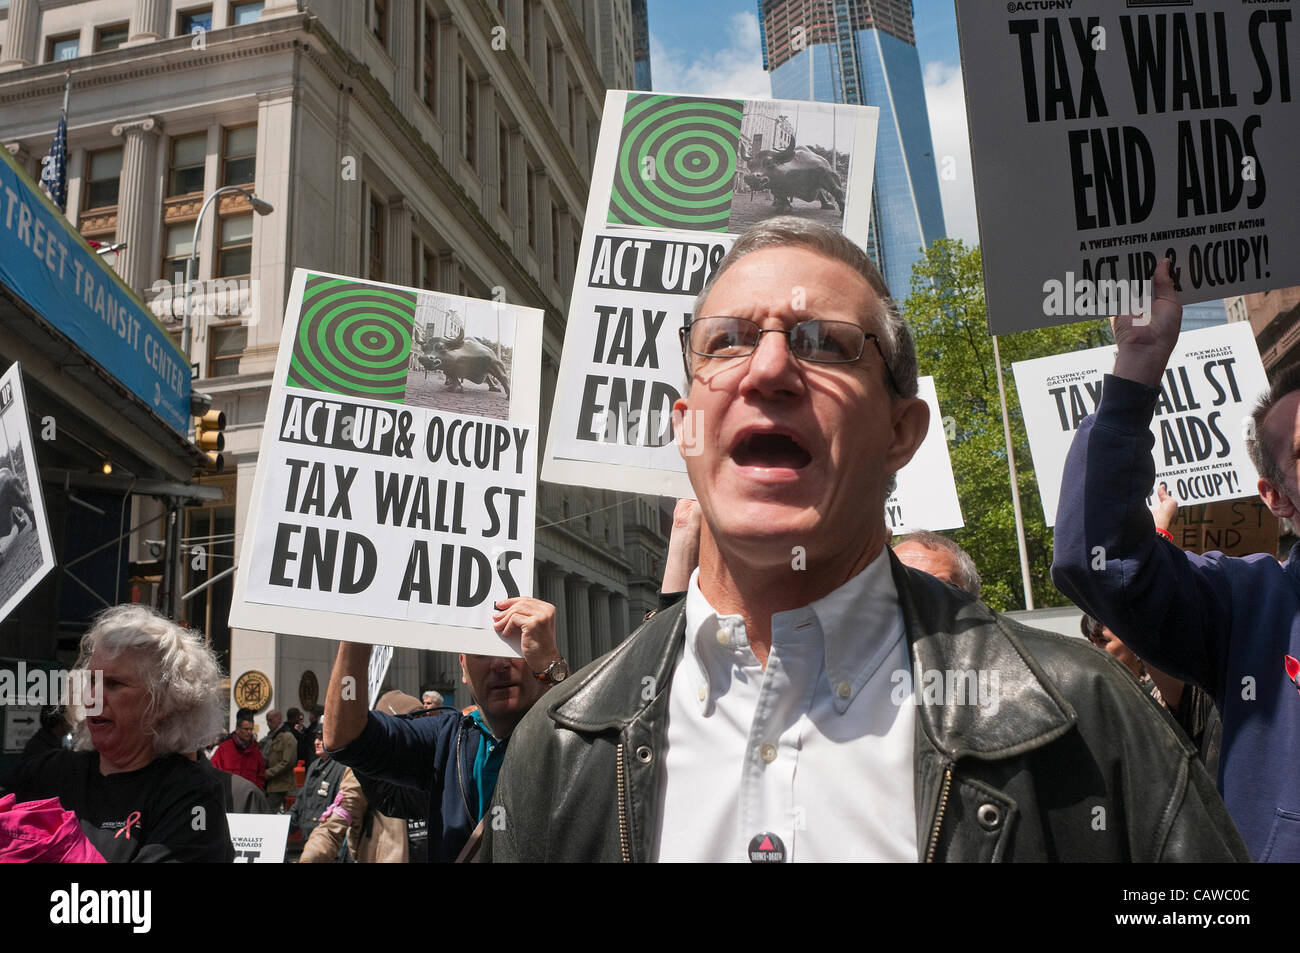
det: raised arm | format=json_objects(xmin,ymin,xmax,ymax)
[{"xmin": 1051, "ymin": 260, "xmax": 1232, "ymax": 696}]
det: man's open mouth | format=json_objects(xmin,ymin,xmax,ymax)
[{"xmin": 731, "ymin": 431, "xmax": 813, "ymax": 469}]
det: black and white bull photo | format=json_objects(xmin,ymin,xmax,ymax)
[
  {"xmin": 420, "ymin": 326, "xmax": 511, "ymax": 397},
  {"xmin": 739, "ymin": 139, "xmax": 845, "ymax": 213}
]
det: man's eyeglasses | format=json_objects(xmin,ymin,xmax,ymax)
[{"xmin": 680, "ymin": 316, "xmax": 899, "ymax": 392}]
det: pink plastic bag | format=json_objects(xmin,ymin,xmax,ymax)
[{"xmin": 0, "ymin": 793, "xmax": 106, "ymax": 863}]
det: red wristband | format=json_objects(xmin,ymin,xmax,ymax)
[{"xmin": 1155, "ymin": 527, "xmax": 1173, "ymax": 542}]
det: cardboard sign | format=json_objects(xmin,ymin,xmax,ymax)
[
  {"xmin": 543, "ymin": 91, "xmax": 880, "ymax": 498},
  {"xmin": 0, "ymin": 363, "xmax": 56, "ymax": 624},
  {"xmin": 1168, "ymin": 496, "xmax": 1277, "ymax": 557},
  {"xmin": 367, "ymin": 644, "xmax": 393, "ymax": 707},
  {"xmin": 227, "ymin": 813, "xmax": 291, "ymax": 864},
  {"xmin": 957, "ymin": 1, "xmax": 1300, "ymax": 333},
  {"xmin": 887, "ymin": 377, "xmax": 964, "ymax": 534},
  {"xmin": 1012, "ymin": 323, "xmax": 1269, "ymax": 526},
  {"xmin": 229, "ymin": 272, "xmax": 543, "ymax": 656}
]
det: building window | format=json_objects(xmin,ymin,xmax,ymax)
[
  {"xmin": 168, "ymin": 133, "xmax": 207, "ymax": 196},
  {"xmin": 231, "ymin": 1, "xmax": 264, "ymax": 25},
  {"xmin": 208, "ymin": 324, "xmax": 246, "ymax": 377},
  {"xmin": 551, "ymin": 205, "xmax": 560, "ymax": 282},
  {"xmin": 422, "ymin": 10, "xmax": 437, "ymax": 111},
  {"xmin": 222, "ymin": 125, "xmax": 256, "ymax": 187},
  {"xmin": 463, "ymin": 69, "xmax": 476, "ymax": 166},
  {"xmin": 163, "ymin": 224, "xmax": 197, "ymax": 284},
  {"xmin": 95, "ymin": 23, "xmax": 129, "ymax": 52},
  {"xmin": 369, "ymin": 0, "xmax": 388, "ymax": 45},
  {"xmin": 179, "ymin": 7, "xmax": 214, "ymax": 35},
  {"xmin": 422, "ymin": 246, "xmax": 436, "ymax": 291},
  {"xmin": 184, "ymin": 502, "xmax": 236, "ymax": 668},
  {"xmin": 368, "ymin": 194, "xmax": 385, "ymax": 281},
  {"xmin": 526, "ymin": 164, "xmax": 535, "ymax": 249},
  {"xmin": 83, "ymin": 148, "xmax": 123, "ymax": 210},
  {"xmin": 522, "ymin": 1, "xmax": 531, "ymax": 65},
  {"xmin": 546, "ymin": 46, "xmax": 554, "ymax": 109},
  {"xmin": 498, "ymin": 120, "xmax": 509, "ymax": 212},
  {"xmin": 217, "ymin": 214, "xmax": 253, "ymax": 277},
  {"xmin": 46, "ymin": 34, "xmax": 80, "ymax": 62}
]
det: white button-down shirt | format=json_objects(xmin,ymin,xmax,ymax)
[{"xmin": 654, "ymin": 549, "xmax": 916, "ymax": 862}]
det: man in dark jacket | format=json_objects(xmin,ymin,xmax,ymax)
[
  {"xmin": 290, "ymin": 728, "xmax": 345, "ymax": 844},
  {"xmin": 1052, "ymin": 259, "xmax": 1300, "ymax": 861},
  {"xmin": 481, "ymin": 217, "xmax": 1246, "ymax": 863},
  {"xmin": 323, "ymin": 597, "xmax": 564, "ymax": 862}
]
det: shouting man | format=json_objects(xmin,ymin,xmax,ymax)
[{"xmin": 481, "ymin": 218, "xmax": 1245, "ymax": 863}]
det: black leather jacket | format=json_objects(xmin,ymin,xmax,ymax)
[{"xmin": 481, "ymin": 555, "xmax": 1248, "ymax": 862}]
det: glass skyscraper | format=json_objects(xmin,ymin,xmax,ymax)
[{"xmin": 758, "ymin": 0, "xmax": 945, "ymax": 301}]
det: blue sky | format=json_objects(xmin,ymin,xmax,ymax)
[{"xmin": 648, "ymin": 0, "xmax": 978, "ymax": 243}]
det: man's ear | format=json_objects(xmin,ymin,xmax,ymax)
[
  {"xmin": 1258, "ymin": 478, "xmax": 1296, "ymax": 519},
  {"xmin": 672, "ymin": 397, "xmax": 690, "ymax": 460},
  {"xmin": 885, "ymin": 396, "xmax": 930, "ymax": 474}
]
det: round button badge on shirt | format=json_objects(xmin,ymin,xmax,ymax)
[
  {"xmin": 748, "ymin": 831, "xmax": 787, "ymax": 863},
  {"xmin": 759, "ymin": 743, "xmax": 777, "ymax": 763}
]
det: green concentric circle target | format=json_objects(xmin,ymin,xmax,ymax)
[
  {"xmin": 608, "ymin": 94, "xmax": 743, "ymax": 232},
  {"xmin": 286, "ymin": 275, "xmax": 417, "ymax": 402}
]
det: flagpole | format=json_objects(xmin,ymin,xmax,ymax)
[
  {"xmin": 61, "ymin": 68, "xmax": 72, "ymax": 118},
  {"xmin": 992, "ymin": 333, "xmax": 1035, "ymax": 610}
]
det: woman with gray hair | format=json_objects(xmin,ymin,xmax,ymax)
[{"xmin": 1, "ymin": 605, "xmax": 233, "ymax": 862}]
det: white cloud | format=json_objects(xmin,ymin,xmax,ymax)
[
  {"xmin": 922, "ymin": 60, "xmax": 980, "ymax": 247},
  {"xmin": 650, "ymin": 12, "xmax": 771, "ymax": 99}
]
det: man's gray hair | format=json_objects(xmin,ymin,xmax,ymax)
[
  {"xmin": 423, "ymin": 689, "xmax": 444, "ymax": 706},
  {"xmin": 895, "ymin": 530, "xmax": 982, "ymax": 598},
  {"xmin": 72, "ymin": 604, "xmax": 225, "ymax": 756},
  {"xmin": 691, "ymin": 215, "xmax": 919, "ymax": 400},
  {"xmin": 1247, "ymin": 362, "xmax": 1300, "ymax": 492}
]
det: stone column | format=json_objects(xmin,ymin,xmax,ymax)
[
  {"xmin": 386, "ymin": 198, "xmax": 412, "ymax": 285},
  {"xmin": 249, "ymin": 90, "xmax": 295, "ymax": 371},
  {"xmin": 589, "ymin": 586, "xmax": 612, "ymax": 658},
  {"xmin": 506, "ymin": 125, "xmax": 526, "ymax": 258},
  {"xmin": 552, "ymin": 47, "xmax": 570, "ymax": 144},
  {"xmin": 0, "ymin": 0, "xmax": 40, "ymax": 70},
  {"xmin": 437, "ymin": 15, "xmax": 460, "ymax": 165},
  {"xmin": 436, "ymin": 250, "xmax": 459, "ymax": 295},
  {"xmin": 539, "ymin": 568, "xmax": 570, "ymax": 661},
  {"xmin": 611, "ymin": 593, "xmax": 629, "ymax": 645},
  {"xmin": 110, "ymin": 117, "xmax": 162, "ymax": 294},
  {"xmin": 389, "ymin": 0, "xmax": 415, "ymax": 115},
  {"xmin": 565, "ymin": 577, "xmax": 592, "ymax": 669},
  {"xmin": 483, "ymin": 97, "xmax": 501, "ymax": 214},
  {"xmin": 126, "ymin": 0, "xmax": 168, "ymax": 46}
]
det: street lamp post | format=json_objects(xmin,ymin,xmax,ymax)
[{"xmin": 181, "ymin": 185, "xmax": 274, "ymax": 360}]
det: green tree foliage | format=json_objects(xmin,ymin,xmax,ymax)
[{"xmin": 902, "ymin": 239, "xmax": 1111, "ymax": 611}]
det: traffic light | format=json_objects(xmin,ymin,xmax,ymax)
[{"xmin": 194, "ymin": 408, "xmax": 226, "ymax": 473}]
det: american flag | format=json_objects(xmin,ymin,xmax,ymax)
[{"xmin": 40, "ymin": 72, "xmax": 71, "ymax": 212}]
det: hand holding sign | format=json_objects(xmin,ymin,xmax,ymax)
[
  {"xmin": 1152, "ymin": 483, "xmax": 1179, "ymax": 533},
  {"xmin": 491, "ymin": 597, "xmax": 560, "ymax": 674},
  {"xmin": 1112, "ymin": 258, "xmax": 1183, "ymax": 389}
]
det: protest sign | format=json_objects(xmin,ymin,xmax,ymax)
[
  {"xmin": 887, "ymin": 377, "xmax": 964, "ymax": 535},
  {"xmin": 1012, "ymin": 322, "xmax": 1268, "ymax": 526},
  {"xmin": 957, "ymin": 1, "xmax": 1299, "ymax": 333},
  {"xmin": 367, "ymin": 644, "xmax": 393, "ymax": 707},
  {"xmin": 0, "ymin": 363, "xmax": 55, "ymax": 625},
  {"xmin": 543, "ymin": 92, "xmax": 880, "ymax": 499},
  {"xmin": 229, "ymin": 272, "xmax": 543, "ymax": 656},
  {"xmin": 227, "ymin": 813, "xmax": 291, "ymax": 863},
  {"xmin": 1168, "ymin": 496, "xmax": 1277, "ymax": 557}
]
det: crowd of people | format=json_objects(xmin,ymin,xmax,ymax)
[{"xmin": 2, "ymin": 217, "xmax": 1295, "ymax": 862}]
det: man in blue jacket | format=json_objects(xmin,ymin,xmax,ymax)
[
  {"xmin": 1052, "ymin": 259, "xmax": 1299, "ymax": 861},
  {"xmin": 322, "ymin": 596, "xmax": 565, "ymax": 862}
]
